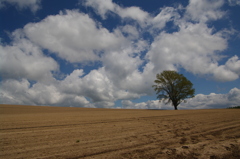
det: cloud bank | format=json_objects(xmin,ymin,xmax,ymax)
[
  {"xmin": 122, "ymin": 87, "xmax": 240, "ymax": 109},
  {"xmin": 1, "ymin": 0, "xmax": 240, "ymax": 109}
]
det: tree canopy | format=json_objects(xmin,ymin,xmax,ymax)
[{"xmin": 152, "ymin": 70, "xmax": 195, "ymax": 110}]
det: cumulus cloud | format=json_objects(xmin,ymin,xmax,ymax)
[
  {"xmin": 122, "ymin": 88, "xmax": 240, "ymax": 110},
  {"xmin": 213, "ymin": 65, "xmax": 239, "ymax": 81},
  {"xmin": 225, "ymin": 55, "xmax": 240, "ymax": 75},
  {"xmin": 1, "ymin": 77, "xmax": 238, "ymax": 109},
  {"xmin": 0, "ymin": 68, "xmax": 142, "ymax": 108},
  {"xmin": 57, "ymin": 69, "xmax": 115, "ymax": 106},
  {"xmin": 83, "ymin": 0, "xmax": 115, "ymax": 19},
  {"xmin": 102, "ymin": 50, "xmax": 142, "ymax": 85},
  {"xmin": 146, "ymin": 22, "xmax": 240, "ymax": 82},
  {"xmin": 59, "ymin": 68, "xmax": 143, "ymax": 106},
  {"xmin": 84, "ymin": 0, "xmax": 149, "ymax": 25},
  {"xmin": 121, "ymin": 100, "xmax": 162, "ymax": 109},
  {"xmin": 23, "ymin": 10, "xmax": 127, "ymax": 63},
  {"xmin": 0, "ymin": 0, "xmax": 42, "ymax": 12},
  {"xmin": 212, "ymin": 55, "xmax": 240, "ymax": 81},
  {"xmin": 185, "ymin": 0, "xmax": 226, "ymax": 22},
  {"xmin": 151, "ymin": 7, "xmax": 181, "ymax": 31},
  {"xmin": 0, "ymin": 37, "xmax": 58, "ymax": 82},
  {"xmin": 116, "ymin": 6, "xmax": 149, "ymax": 24},
  {"xmin": 120, "ymin": 25, "xmax": 140, "ymax": 39},
  {"xmin": 85, "ymin": 0, "xmax": 181, "ymax": 31},
  {"xmin": 180, "ymin": 88, "xmax": 240, "ymax": 109},
  {"xmin": 0, "ymin": 78, "xmax": 92, "ymax": 107}
]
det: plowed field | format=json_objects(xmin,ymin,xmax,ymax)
[{"xmin": 1, "ymin": 104, "xmax": 240, "ymax": 159}]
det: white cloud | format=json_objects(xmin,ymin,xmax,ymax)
[
  {"xmin": 0, "ymin": 0, "xmax": 42, "ymax": 12},
  {"xmin": 0, "ymin": 78, "xmax": 92, "ymax": 107},
  {"xmin": 0, "ymin": 79, "xmax": 32, "ymax": 104},
  {"xmin": 2, "ymin": 76, "xmax": 238, "ymax": 109},
  {"xmin": 49, "ymin": 68, "xmax": 123, "ymax": 106},
  {"xmin": 116, "ymin": 6, "xmax": 149, "ymax": 24},
  {"xmin": 85, "ymin": 0, "xmax": 182, "ymax": 32},
  {"xmin": 228, "ymin": 87, "xmax": 240, "ymax": 101},
  {"xmin": 228, "ymin": 0, "xmax": 240, "ymax": 6},
  {"xmin": 0, "ymin": 68, "xmax": 142, "ymax": 108},
  {"xmin": 185, "ymin": 0, "xmax": 226, "ymax": 22},
  {"xmin": 23, "ymin": 10, "xmax": 127, "ymax": 63},
  {"xmin": 225, "ymin": 55, "xmax": 240, "ymax": 75},
  {"xmin": 122, "ymin": 100, "xmax": 162, "ymax": 109},
  {"xmin": 151, "ymin": 7, "xmax": 180, "ymax": 30},
  {"xmin": 121, "ymin": 25, "xmax": 140, "ymax": 39},
  {"xmin": 84, "ymin": 0, "xmax": 115, "ymax": 19},
  {"xmin": 77, "ymin": 69, "xmax": 115, "ymax": 102},
  {"xmin": 180, "ymin": 88, "xmax": 240, "ymax": 109},
  {"xmin": 0, "ymin": 37, "xmax": 58, "ymax": 82},
  {"xmin": 212, "ymin": 55, "xmax": 240, "ymax": 81},
  {"xmin": 102, "ymin": 50, "xmax": 142, "ymax": 84},
  {"xmin": 59, "ymin": 68, "xmax": 143, "ymax": 106},
  {"xmin": 213, "ymin": 65, "xmax": 239, "ymax": 81},
  {"xmin": 121, "ymin": 88, "xmax": 240, "ymax": 110},
  {"xmin": 146, "ymin": 22, "xmax": 240, "ymax": 82},
  {"xmin": 99, "ymin": 37, "xmax": 154, "ymax": 96},
  {"xmin": 84, "ymin": 0, "xmax": 149, "ymax": 25}
]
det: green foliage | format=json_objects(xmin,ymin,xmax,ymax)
[
  {"xmin": 227, "ymin": 106, "xmax": 240, "ymax": 109},
  {"xmin": 152, "ymin": 70, "xmax": 195, "ymax": 110}
]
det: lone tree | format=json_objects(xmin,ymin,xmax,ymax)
[{"xmin": 152, "ymin": 70, "xmax": 195, "ymax": 110}]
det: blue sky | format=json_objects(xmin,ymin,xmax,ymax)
[{"xmin": 0, "ymin": 0, "xmax": 240, "ymax": 109}]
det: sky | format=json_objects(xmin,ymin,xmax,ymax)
[{"xmin": 0, "ymin": 0, "xmax": 240, "ymax": 110}]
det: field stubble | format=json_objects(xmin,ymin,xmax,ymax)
[{"xmin": 0, "ymin": 104, "xmax": 240, "ymax": 159}]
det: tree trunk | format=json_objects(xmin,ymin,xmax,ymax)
[
  {"xmin": 172, "ymin": 101, "xmax": 178, "ymax": 110},
  {"xmin": 174, "ymin": 105, "xmax": 178, "ymax": 110}
]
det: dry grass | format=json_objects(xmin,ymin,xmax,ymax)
[{"xmin": 1, "ymin": 104, "xmax": 240, "ymax": 159}]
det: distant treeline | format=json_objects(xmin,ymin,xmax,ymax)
[{"xmin": 227, "ymin": 106, "xmax": 240, "ymax": 109}]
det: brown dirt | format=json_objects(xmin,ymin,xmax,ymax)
[{"xmin": 0, "ymin": 104, "xmax": 240, "ymax": 159}]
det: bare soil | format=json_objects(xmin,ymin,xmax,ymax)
[{"xmin": 1, "ymin": 104, "xmax": 240, "ymax": 159}]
